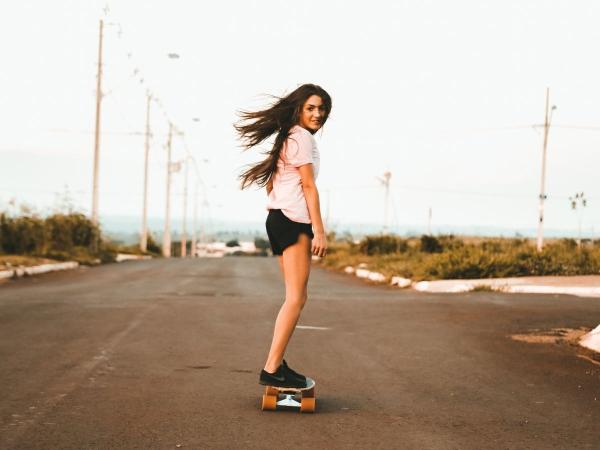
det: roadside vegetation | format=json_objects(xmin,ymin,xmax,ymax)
[
  {"xmin": 0, "ymin": 212, "xmax": 159, "ymax": 268},
  {"xmin": 320, "ymin": 233, "xmax": 600, "ymax": 281}
]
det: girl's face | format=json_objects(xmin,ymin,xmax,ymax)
[{"xmin": 298, "ymin": 95, "xmax": 326, "ymax": 133}]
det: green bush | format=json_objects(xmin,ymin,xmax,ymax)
[
  {"xmin": 146, "ymin": 233, "xmax": 161, "ymax": 255},
  {"xmin": 97, "ymin": 240, "xmax": 118, "ymax": 263},
  {"xmin": 321, "ymin": 235, "xmax": 600, "ymax": 280},
  {"xmin": 254, "ymin": 237, "xmax": 270, "ymax": 251},
  {"xmin": 359, "ymin": 235, "xmax": 408, "ymax": 255},
  {"xmin": 0, "ymin": 212, "xmax": 108, "ymax": 264},
  {"xmin": 438, "ymin": 235, "xmax": 464, "ymax": 251},
  {"xmin": 0, "ymin": 213, "xmax": 47, "ymax": 254},
  {"xmin": 420, "ymin": 239, "xmax": 600, "ymax": 279},
  {"xmin": 45, "ymin": 213, "xmax": 99, "ymax": 253},
  {"xmin": 420, "ymin": 235, "xmax": 443, "ymax": 253}
]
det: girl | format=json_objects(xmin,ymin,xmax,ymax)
[{"xmin": 235, "ymin": 84, "xmax": 332, "ymax": 388}]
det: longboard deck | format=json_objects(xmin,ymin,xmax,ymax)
[
  {"xmin": 265, "ymin": 377, "xmax": 316, "ymax": 393},
  {"xmin": 261, "ymin": 377, "xmax": 316, "ymax": 413}
]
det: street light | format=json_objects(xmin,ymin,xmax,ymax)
[{"xmin": 536, "ymin": 86, "xmax": 557, "ymax": 252}]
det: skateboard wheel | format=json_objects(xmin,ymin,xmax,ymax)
[
  {"xmin": 265, "ymin": 386, "xmax": 279, "ymax": 397},
  {"xmin": 261, "ymin": 394, "xmax": 277, "ymax": 411},
  {"xmin": 300, "ymin": 397, "xmax": 315, "ymax": 413}
]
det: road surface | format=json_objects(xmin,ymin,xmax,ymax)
[{"xmin": 1, "ymin": 257, "xmax": 599, "ymax": 449}]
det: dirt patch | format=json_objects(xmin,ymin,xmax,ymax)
[
  {"xmin": 510, "ymin": 327, "xmax": 600, "ymax": 366},
  {"xmin": 510, "ymin": 327, "xmax": 590, "ymax": 345}
]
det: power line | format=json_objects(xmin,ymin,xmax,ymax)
[
  {"xmin": 538, "ymin": 124, "xmax": 600, "ymax": 131},
  {"xmin": 321, "ymin": 182, "xmax": 599, "ymax": 200}
]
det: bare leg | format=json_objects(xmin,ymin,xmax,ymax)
[
  {"xmin": 263, "ymin": 233, "xmax": 312, "ymax": 373},
  {"xmin": 275, "ymin": 255, "xmax": 302, "ymax": 334}
]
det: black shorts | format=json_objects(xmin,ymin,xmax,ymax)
[{"xmin": 265, "ymin": 209, "xmax": 314, "ymax": 256}]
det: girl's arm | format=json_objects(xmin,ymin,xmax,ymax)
[{"xmin": 298, "ymin": 164, "xmax": 327, "ymax": 257}]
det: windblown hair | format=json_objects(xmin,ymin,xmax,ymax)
[{"xmin": 235, "ymin": 83, "xmax": 332, "ymax": 190}]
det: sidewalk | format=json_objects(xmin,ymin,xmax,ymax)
[
  {"xmin": 0, "ymin": 253, "xmax": 151, "ymax": 282},
  {"xmin": 0, "ymin": 261, "xmax": 79, "ymax": 280},
  {"xmin": 413, "ymin": 275, "xmax": 600, "ymax": 298}
]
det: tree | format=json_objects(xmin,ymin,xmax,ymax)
[{"xmin": 254, "ymin": 237, "xmax": 270, "ymax": 251}]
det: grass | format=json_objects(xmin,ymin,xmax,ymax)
[
  {"xmin": 0, "ymin": 254, "xmax": 60, "ymax": 270},
  {"xmin": 471, "ymin": 284, "xmax": 496, "ymax": 292},
  {"xmin": 319, "ymin": 235, "xmax": 600, "ymax": 281}
]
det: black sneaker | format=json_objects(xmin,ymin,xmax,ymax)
[
  {"xmin": 259, "ymin": 364, "xmax": 307, "ymax": 388},
  {"xmin": 282, "ymin": 359, "xmax": 307, "ymax": 382}
]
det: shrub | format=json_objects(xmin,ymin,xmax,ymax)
[
  {"xmin": 0, "ymin": 214, "xmax": 47, "ymax": 254},
  {"xmin": 359, "ymin": 235, "xmax": 408, "ymax": 255},
  {"xmin": 146, "ymin": 233, "xmax": 161, "ymax": 255},
  {"xmin": 420, "ymin": 235, "xmax": 443, "ymax": 253},
  {"xmin": 45, "ymin": 213, "xmax": 99, "ymax": 253},
  {"xmin": 0, "ymin": 211, "xmax": 105, "ymax": 263},
  {"xmin": 320, "ymin": 235, "xmax": 600, "ymax": 280},
  {"xmin": 254, "ymin": 237, "xmax": 270, "ymax": 251},
  {"xmin": 98, "ymin": 240, "xmax": 118, "ymax": 263}
]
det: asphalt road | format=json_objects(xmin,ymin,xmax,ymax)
[{"xmin": 0, "ymin": 257, "xmax": 599, "ymax": 450}]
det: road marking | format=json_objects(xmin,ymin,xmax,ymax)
[{"xmin": 296, "ymin": 325, "xmax": 330, "ymax": 330}]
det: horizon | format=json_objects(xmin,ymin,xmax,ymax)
[{"xmin": 96, "ymin": 213, "xmax": 597, "ymax": 244}]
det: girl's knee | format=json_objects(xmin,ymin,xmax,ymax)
[{"xmin": 285, "ymin": 293, "xmax": 308, "ymax": 309}]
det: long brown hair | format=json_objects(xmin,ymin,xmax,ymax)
[{"xmin": 235, "ymin": 84, "xmax": 332, "ymax": 190}]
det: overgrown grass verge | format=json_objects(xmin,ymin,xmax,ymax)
[
  {"xmin": 319, "ymin": 234, "xmax": 600, "ymax": 281},
  {"xmin": 0, "ymin": 212, "xmax": 160, "ymax": 266}
]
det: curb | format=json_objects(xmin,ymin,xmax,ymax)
[
  {"xmin": 115, "ymin": 253, "xmax": 153, "ymax": 262},
  {"xmin": 341, "ymin": 265, "xmax": 600, "ymax": 298},
  {"xmin": 580, "ymin": 324, "xmax": 600, "ymax": 353},
  {"xmin": 0, "ymin": 254, "xmax": 153, "ymax": 282},
  {"xmin": 413, "ymin": 279, "xmax": 600, "ymax": 298},
  {"xmin": 0, "ymin": 261, "xmax": 79, "ymax": 280}
]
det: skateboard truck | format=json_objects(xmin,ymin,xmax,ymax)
[
  {"xmin": 277, "ymin": 394, "xmax": 301, "ymax": 408},
  {"xmin": 261, "ymin": 377, "xmax": 316, "ymax": 413}
]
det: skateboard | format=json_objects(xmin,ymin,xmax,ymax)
[{"xmin": 261, "ymin": 377, "xmax": 316, "ymax": 413}]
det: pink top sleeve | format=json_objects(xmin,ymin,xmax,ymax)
[{"xmin": 284, "ymin": 131, "xmax": 313, "ymax": 167}]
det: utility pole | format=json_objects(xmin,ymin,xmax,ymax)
[
  {"xmin": 181, "ymin": 156, "xmax": 189, "ymax": 257},
  {"xmin": 191, "ymin": 179, "xmax": 198, "ymax": 257},
  {"xmin": 536, "ymin": 88, "xmax": 556, "ymax": 252},
  {"xmin": 569, "ymin": 192, "xmax": 587, "ymax": 248},
  {"xmin": 140, "ymin": 92, "xmax": 152, "ymax": 252},
  {"xmin": 377, "ymin": 171, "xmax": 392, "ymax": 234},
  {"xmin": 91, "ymin": 19, "xmax": 104, "ymax": 226},
  {"xmin": 427, "ymin": 207, "xmax": 432, "ymax": 235},
  {"xmin": 162, "ymin": 123, "xmax": 173, "ymax": 257},
  {"xmin": 200, "ymin": 197, "xmax": 207, "ymax": 246}
]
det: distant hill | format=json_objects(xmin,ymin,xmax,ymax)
[{"xmin": 99, "ymin": 215, "xmax": 589, "ymax": 245}]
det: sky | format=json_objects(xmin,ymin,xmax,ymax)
[{"xmin": 1, "ymin": 0, "xmax": 599, "ymax": 237}]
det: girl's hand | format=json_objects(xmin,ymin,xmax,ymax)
[{"xmin": 311, "ymin": 232, "xmax": 328, "ymax": 258}]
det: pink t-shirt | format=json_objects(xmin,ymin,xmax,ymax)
[{"xmin": 266, "ymin": 125, "xmax": 320, "ymax": 224}]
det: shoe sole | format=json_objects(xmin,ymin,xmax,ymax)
[{"xmin": 259, "ymin": 377, "xmax": 315, "ymax": 391}]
